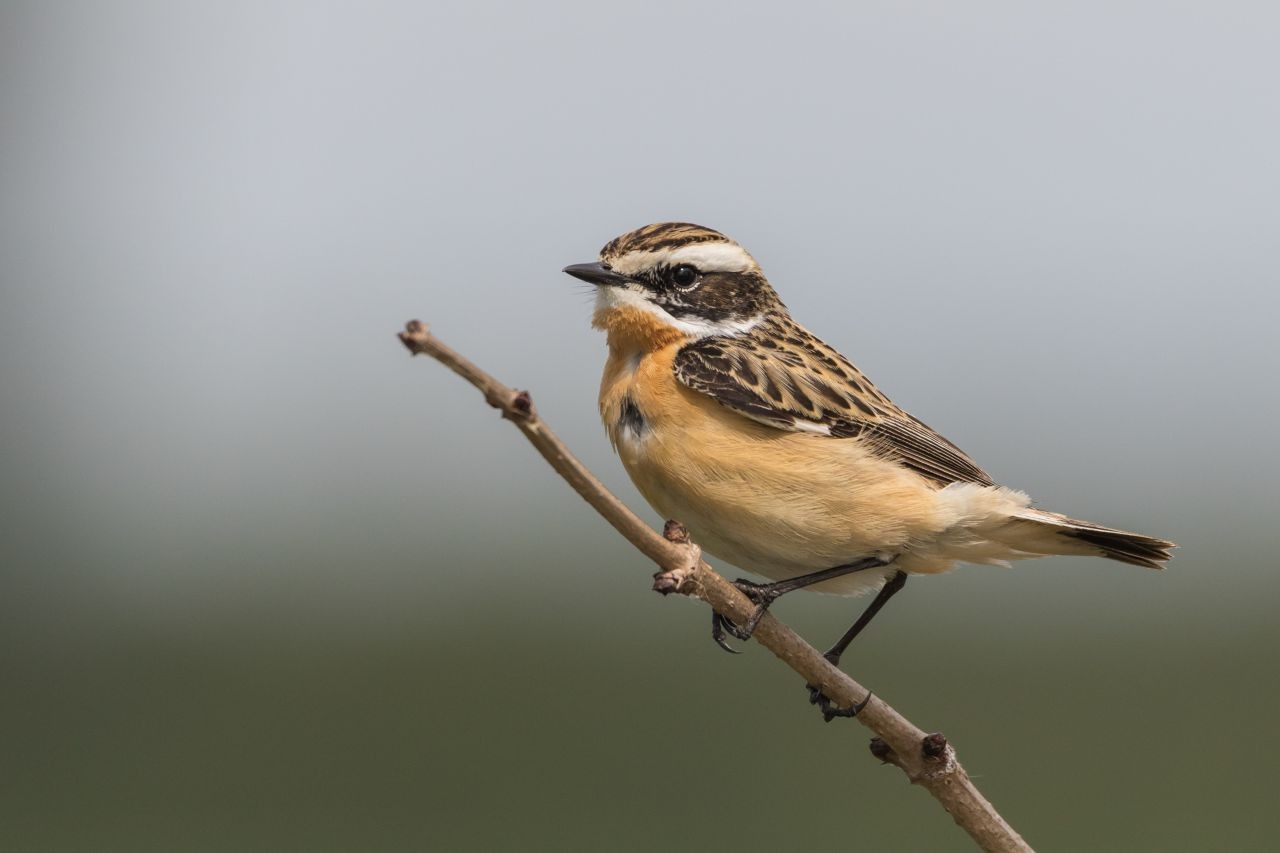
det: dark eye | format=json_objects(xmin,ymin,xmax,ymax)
[{"xmin": 670, "ymin": 264, "xmax": 699, "ymax": 289}]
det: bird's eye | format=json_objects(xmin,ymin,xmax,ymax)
[{"xmin": 670, "ymin": 264, "xmax": 700, "ymax": 289}]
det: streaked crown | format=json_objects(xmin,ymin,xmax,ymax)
[{"xmin": 600, "ymin": 222, "xmax": 735, "ymax": 261}]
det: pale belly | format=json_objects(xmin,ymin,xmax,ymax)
[{"xmin": 614, "ymin": 412, "xmax": 938, "ymax": 595}]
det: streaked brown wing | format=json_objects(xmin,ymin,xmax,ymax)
[{"xmin": 673, "ymin": 321, "xmax": 994, "ymax": 487}]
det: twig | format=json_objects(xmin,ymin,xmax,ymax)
[{"xmin": 397, "ymin": 320, "xmax": 1033, "ymax": 853}]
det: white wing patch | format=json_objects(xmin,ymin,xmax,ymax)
[{"xmin": 789, "ymin": 419, "xmax": 832, "ymax": 436}]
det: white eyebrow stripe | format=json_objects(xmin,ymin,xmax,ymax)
[
  {"xmin": 593, "ymin": 285, "xmax": 763, "ymax": 338},
  {"xmin": 608, "ymin": 242, "xmax": 755, "ymax": 276},
  {"xmin": 667, "ymin": 243, "xmax": 756, "ymax": 272}
]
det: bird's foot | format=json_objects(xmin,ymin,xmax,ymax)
[
  {"xmin": 806, "ymin": 682, "xmax": 873, "ymax": 722},
  {"xmin": 709, "ymin": 579, "xmax": 785, "ymax": 653},
  {"xmin": 804, "ymin": 649, "xmax": 872, "ymax": 721}
]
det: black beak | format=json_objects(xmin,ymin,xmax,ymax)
[{"xmin": 562, "ymin": 262, "xmax": 633, "ymax": 287}]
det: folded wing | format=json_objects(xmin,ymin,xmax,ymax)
[{"xmin": 673, "ymin": 320, "xmax": 994, "ymax": 487}]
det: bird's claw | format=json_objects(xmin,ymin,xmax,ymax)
[
  {"xmin": 807, "ymin": 683, "xmax": 873, "ymax": 722},
  {"xmin": 708, "ymin": 579, "xmax": 784, "ymax": 653},
  {"xmin": 710, "ymin": 611, "xmax": 746, "ymax": 653}
]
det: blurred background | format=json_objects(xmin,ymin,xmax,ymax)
[{"xmin": 2, "ymin": 2, "xmax": 1277, "ymax": 850}]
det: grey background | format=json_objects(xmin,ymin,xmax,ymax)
[{"xmin": 2, "ymin": 2, "xmax": 1277, "ymax": 850}]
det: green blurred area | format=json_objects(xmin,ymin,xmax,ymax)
[{"xmin": 4, "ymin": 515, "xmax": 1277, "ymax": 852}]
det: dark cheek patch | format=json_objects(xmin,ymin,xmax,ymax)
[{"xmin": 662, "ymin": 271, "xmax": 773, "ymax": 324}]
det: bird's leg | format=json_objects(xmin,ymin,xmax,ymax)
[
  {"xmin": 710, "ymin": 556, "xmax": 890, "ymax": 653},
  {"xmin": 822, "ymin": 569, "xmax": 909, "ymax": 667},
  {"xmin": 808, "ymin": 570, "xmax": 909, "ymax": 721}
]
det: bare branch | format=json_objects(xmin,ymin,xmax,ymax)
[{"xmin": 398, "ymin": 320, "xmax": 1033, "ymax": 853}]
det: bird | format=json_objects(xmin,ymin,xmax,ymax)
[{"xmin": 563, "ymin": 222, "xmax": 1174, "ymax": 718}]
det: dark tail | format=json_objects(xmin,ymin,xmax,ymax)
[{"xmin": 1006, "ymin": 508, "xmax": 1175, "ymax": 569}]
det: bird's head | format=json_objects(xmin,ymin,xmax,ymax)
[{"xmin": 564, "ymin": 222, "xmax": 783, "ymax": 347}]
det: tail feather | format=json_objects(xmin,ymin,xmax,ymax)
[
  {"xmin": 1060, "ymin": 525, "xmax": 1174, "ymax": 569},
  {"xmin": 1001, "ymin": 509, "xmax": 1175, "ymax": 570}
]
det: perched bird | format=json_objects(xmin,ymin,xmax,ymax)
[{"xmin": 564, "ymin": 222, "xmax": 1173, "ymax": 717}]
